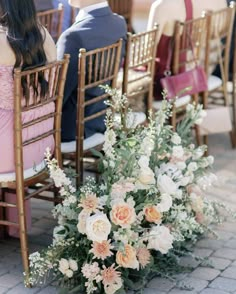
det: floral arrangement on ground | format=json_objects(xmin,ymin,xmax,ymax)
[{"xmin": 28, "ymin": 87, "xmax": 230, "ymax": 293}]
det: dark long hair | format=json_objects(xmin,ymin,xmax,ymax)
[{"xmin": 0, "ymin": 0, "xmax": 48, "ymax": 96}]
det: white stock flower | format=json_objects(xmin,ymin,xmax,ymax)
[
  {"xmin": 86, "ymin": 213, "xmax": 111, "ymax": 242},
  {"xmin": 147, "ymin": 225, "xmax": 174, "ymax": 254},
  {"xmin": 157, "ymin": 174, "xmax": 178, "ymax": 195},
  {"xmin": 140, "ymin": 137, "xmax": 155, "ymax": 156},
  {"xmin": 207, "ymin": 156, "xmax": 214, "ymax": 165},
  {"xmin": 187, "ymin": 162, "xmax": 198, "ymax": 172},
  {"xmin": 195, "ymin": 109, "xmax": 207, "ymax": 125},
  {"xmin": 171, "ymin": 133, "xmax": 181, "ymax": 145},
  {"xmin": 157, "ymin": 193, "xmax": 172, "ymax": 212},
  {"xmin": 172, "ymin": 146, "xmax": 184, "ymax": 159},
  {"xmin": 53, "ymin": 225, "xmax": 67, "ymax": 242}
]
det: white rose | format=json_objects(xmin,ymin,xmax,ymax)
[
  {"xmin": 59, "ymin": 258, "xmax": 69, "ymax": 275},
  {"xmin": 65, "ymin": 269, "xmax": 74, "ymax": 278},
  {"xmin": 171, "ymin": 133, "xmax": 181, "ymax": 145},
  {"xmin": 172, "ymin": 146, "xmax": 184, "ymax": 159},
  {"xmin": 138, "ymin": 167, "xmax": 156, "ymax": 185},
  {"xmin": 138, "ymin": 155, "xmax": 150, "ymax": 168},
  {"xmin": 157, "ymin": 174, "xmax": 178, "ymax": 195},
  {"xmin": 157, "ymin": 193, "xmax": 172, "ymax": 212},
  {"xmin": 179, "ymin": 176, "xmax": 190, "ymax": 186},
  {"xmin": 176, "ymin": 162, "xmax": 186, "ymax": 170},
  {"xmin": 175, "ymin": 189, "xmax": 183, "ymax": 199},
  {"xmin": 187, "ymin": 162, "xmax": 198, "ymax": 172},
  {"xmin": 147, "ymin": 225, "xmax": 174, "ymax": 254},
  {"xmin": 86, "ymin": 213, "xmax": 111, "ymax": 242},
  {"xmin": 69, "ymin": 259, "xmax": 78, "ymax": 271}
]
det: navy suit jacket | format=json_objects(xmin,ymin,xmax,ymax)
[{"xmin": 57, "ymin": 6, "xmax": 127, "ymax": 141}]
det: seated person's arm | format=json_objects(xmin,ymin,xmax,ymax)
[{"xmin": 57, "ymin": 30, "xmax": 81, "ymax": 105}]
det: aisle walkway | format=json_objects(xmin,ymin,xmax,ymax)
[{"xmin": 0, "ymin": 133, "xmax": 235, "ymax": 294}]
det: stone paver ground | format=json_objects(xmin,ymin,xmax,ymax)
[{"xmin": 0, "ymin": 133, "xmax": 235, "ymax": 293}]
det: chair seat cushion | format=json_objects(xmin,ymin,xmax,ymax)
[
  {"xmin": 0, "ymin": 160, "xmax": 46, "ymax": 183},
  {"xmin": 198, "ymin": 106, "xmax": 232, "ymax": 135},
  {"xmin": 208, "ymin": 75, "xmax": 222, "ymax": 91},
  {"xmin": 114, "ymin": 112, "xmax": 146, "ymax": 129},
  {"xmin": 61, "ymin": 133, "xmax": 105, "ymax": 154},
  {"xmin": 153, "ymin": 95, "xmax": 191, "ymax": 110},
  {"xmin": 116, "ymin": 69, "xmax": 151, "ymax": 112}
]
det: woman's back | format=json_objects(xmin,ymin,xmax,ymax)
[{"xmin": 0, "ymin": 26, "xmax": 57, "ymax": 173}]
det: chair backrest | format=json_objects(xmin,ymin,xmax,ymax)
[
  {"xmin": 37, "ymin": 4, "xmax": 64, "ymax": 41},
  {"xmin": 13, "ymin": 54, "xmax": 70, "ymax": 186},
  {"xmin": 76, "ymin": 40, "xmax": 123, "ymax": 180},
  {"xmin": 233, "ymin": 34, "xmax": 236, "ymax": 129},
  {"xmin": 122, "ymin": 26, "xmax": 159, "ymax": 111},
  {"xmin": 172, "ymin": 15, "xmax": 208, "ymax": 75},
  {"xmin": 204, "ymin": 3, "xmax": 235, "ymax": 81},
  {"xmin": 108, "ymin": 0, "xmax": 133, "ymax": 32}
]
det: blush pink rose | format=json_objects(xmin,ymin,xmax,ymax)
[{"xmin": 110, "ymin": 202, "xmax": 136, "ymax": 228}]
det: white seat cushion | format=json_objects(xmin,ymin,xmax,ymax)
[
  {"xmin": 114, "ymin": 112, "xmax": 146, "ymax": 129},
  {"xmin": 198, "ymin": 106, "xmax": 232, "ymax": 135},
  {"xmin": 0, "ymin": 160, "xmax": 46, "ymax": 183},
  {"xmin": 61, "ymin": 133, "xmax": 105, "ymax": 154},
  {"xmin": 153, "ymin": 95, "xmax": 191, "ymax": 110},
  {"xmin": 208, "ymin": 75, "xmax": 222, "ymax": 92}
]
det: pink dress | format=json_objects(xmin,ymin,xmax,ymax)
[
  {"xmin": 0, "ymin": 65, "xmax": 55, "ymax": 237},
  {"xmin": 0, "ymin": 65, "xmax": 55, "ymax": 173}
]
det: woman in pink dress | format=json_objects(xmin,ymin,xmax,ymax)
[
  {"xmin": 147, "ymin": 0, "xmax": 227, "ymax": 100},
  {"xmin": 0, "ymin": 0, "xmax": 57, "ymax": 236}
]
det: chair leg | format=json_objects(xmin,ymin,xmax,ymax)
[
  {"xmin": 16, "ymin": 188, "xmax": 30, "ymax": 286},
  {"xmin": 194, "ymin": 125, "xmax": 201, "ymax": 146},
  {"xmin": 230, "ymin": 130, "xmax": 236, "ymax": 148}
]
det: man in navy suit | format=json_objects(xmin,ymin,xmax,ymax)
[{"xmin": 57, "ymin": 0, "xmax": 127, "ymax": 142}]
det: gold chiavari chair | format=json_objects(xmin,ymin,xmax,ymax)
[
  {"xmin": 61, "ymin": 40, "xmax": 123, "ymax": 187},
  {"xmin": 201, "ymin": 3, "xmax": 236, "ymax": 147},
  {"xmin": 0, "ymin": 54, "xmax": 70, "ymax": 285},
  {"xmin": 108, "ymin": 0, "xmax": 133, "ymax": 32},
  {"xmin": 170, "ymin": 15, "xmax": 208, "ymax": 136},
  {"xmin": 37, "ymin": 4, "xmax": 64, "ymax": 41},
  {"xmin": 121, "ymin": 26, "xmax": 159, "ymax": 117}
]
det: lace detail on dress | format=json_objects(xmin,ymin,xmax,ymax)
[{"xmin": 0, "ymin": 65, "xmax": 14, "ymax": 110}]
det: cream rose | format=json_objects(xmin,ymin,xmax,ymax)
[
  {"xmin": 157, "ymin": 174, "xmax": 178, "ymax": 195},
  {"xmin": 116, "ymin": 244, "xmax": 139, "ymax": 269},
  {"xmin": 110, "ymin": 202, "xmax": 136, "ymax": 227},
  {"xmin": 147, "ymin": 225, "xmax": 174, "ymax": 254},
  {"xmin": 86, "ymin": 213, "xmax": 111, "ymax": 242},
  {"xmin": 58, "ymin": 258, "xmax": 69, "ymax": 275},
  {"xmin": 69, "ymin": 259, "xmax": 78, "ymax": 271},
  {"xmin": 138, "ymin": 167, "xmax": 156, "ymax": 185},
  {"xmin": 77, "ymin": 210, "xmax": 89, "ymax": 234}
]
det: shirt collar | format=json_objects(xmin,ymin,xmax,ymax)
[{"xmin": 75, "ymin": 1, "xmax": 108, "ymax": 22}]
